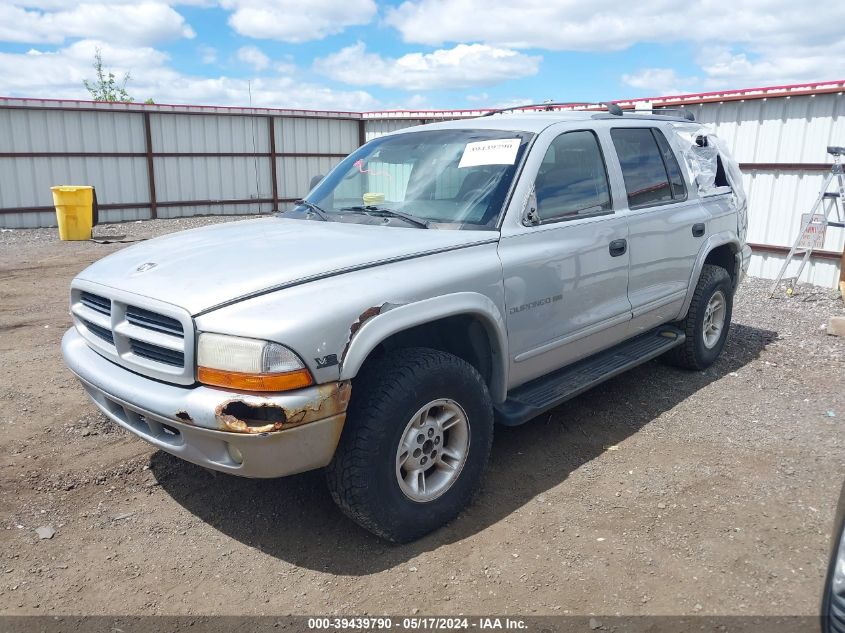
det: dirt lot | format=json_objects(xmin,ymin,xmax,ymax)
[{"xmin": 1, "ymin": 216, "xmax": 844, "ymax": 616}]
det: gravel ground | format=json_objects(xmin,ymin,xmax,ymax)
[
  {"xmin": 0, "ymin": 215, "xmax": 844, "ymax": 617},
  {"xmin": 0, "ymin": 214, "xmax": 259, "ymax": 245}
]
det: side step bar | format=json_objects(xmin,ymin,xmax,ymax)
[{"xmin": 494, "ymin": 326, "xmax": 685, "ymax": 426}]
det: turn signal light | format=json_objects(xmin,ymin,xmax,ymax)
[{"xmin": 198, "ymin": 366, "xmax": 313, "ymax": 392}]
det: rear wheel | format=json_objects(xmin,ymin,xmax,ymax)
[
  {"xmin": 326, "ymin": 348, "xmax": 494, "ymax": 542},
  {"xmin": 663, "ymin": 264, "xmax": 733, "ymax": 370}
]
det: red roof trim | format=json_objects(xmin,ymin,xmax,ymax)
[
  {"xmin": 0, "ymin": 95, "xmax": 361, "ymax": 117},
  {"xmin": 2, "ymin": 79, "xmax": 843, "ymax": 117}
]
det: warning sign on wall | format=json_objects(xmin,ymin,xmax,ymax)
[{"xmin": 798, "ymin": 213, "xmax": 827, "ymax": 249}]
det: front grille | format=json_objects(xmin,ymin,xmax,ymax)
[
  {"xmin": 82, "ymin": 319, "xmax": 114, "ymax": 344},
  {"xmin": 72, "ymin": 286, "xmax": 194, "ymax": 384},
  {"xmin": 130, "ymin": 339, "xmax": 184, "ymax": 367},
  {"xmin": 80, "ymin": 291, "xmax": 111, "ymax": 316},
  {"xmin": 126, "ymin": 305, "xmax": 184, "ymax": 337}
]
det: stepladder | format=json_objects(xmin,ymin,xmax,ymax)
[{"xmin": 768, "ymin": 146, "xmax": 845, "ymax": 298}]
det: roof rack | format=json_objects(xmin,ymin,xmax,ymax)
[
  {"xmin": 480, "ymin": 101, "xmax": 695, "ymax": 121},
  {"xmin": 626, "ymin": 107, "xmax": 695, "ymax": 121},
  {"xmin": 480, "ymin": 101, "xmax": 623, "ymax": 117}
]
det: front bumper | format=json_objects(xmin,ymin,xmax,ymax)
[{"xmin": 62, "ymin": 328, "xmax": 350, "ymax": 478}]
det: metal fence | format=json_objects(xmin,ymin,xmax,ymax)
[
  {"xmin": 0, "ymin": 98, "xmax": 362, "ymax": 228},
  {"xmin": 1, "ymin": 87, "xmax": 843, "ymax": 287}
]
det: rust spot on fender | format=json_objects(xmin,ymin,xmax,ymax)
[
  {"xmin": 341, "ymin": 305, "xmax": 384, "ymax": 363},
  {"xmin": 175, "ymin": 411, "xmax": 193, "ymax": 424},
  {"xmin": 214, "ymin": 381, "xmax": 352, "ymax": 434}
]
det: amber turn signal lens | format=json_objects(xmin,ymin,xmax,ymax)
[{"xmin": 198, "ymin": 366, "xmax": 313, "ymax": 392}]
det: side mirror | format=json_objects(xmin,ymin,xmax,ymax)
[{"xmin": 309, "ymin": 174, "xmax": 324, "ymax": 190}]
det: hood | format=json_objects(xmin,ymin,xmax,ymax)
[{"xmin": 77, "ymin": 217, "xmax": 497, "ymax": 315}]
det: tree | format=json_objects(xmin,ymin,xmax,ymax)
[{"xmin": 83, "ymin": 48, "xmax": 134, "ymax": 102}]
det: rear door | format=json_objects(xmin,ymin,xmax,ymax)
[{"xmin": 609, "ymin": 126, "xmax": 707, "ymax": 321}]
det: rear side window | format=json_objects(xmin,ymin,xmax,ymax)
[
  {"xmin": 534, "ymin": 130, "xmax": 612, "ymax": 222},
  {"xmin": 653, "ymin": 129, "xmax": 686, "ymax": 199},
  {"xmin": 611, "ymin": 128, "xmax": 686, "ymax": 208}
]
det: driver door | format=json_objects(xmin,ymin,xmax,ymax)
[{"xmin": 498, "ymin": 128, "xmax": 633, "ymax": 388}]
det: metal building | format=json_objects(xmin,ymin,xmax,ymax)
[
  {"xmin": 0, "ymin": 98, "xmax": 362, "ymax": 228},
  {"xmin": 1, "ymin": 80, "xmax": 844, "ymax": 288}
]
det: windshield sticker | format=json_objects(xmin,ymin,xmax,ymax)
[
  {"xmin": 354, "ymin": 159, "xmax": 391, "ymax": 178},
  {"xmin": 458, "ymin": 139, "xmax": 520, "ymax": 168}
]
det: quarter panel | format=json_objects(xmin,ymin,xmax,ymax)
[{"xmin": 676, "ymin": 228, "xmax": 741, "ymax": 319}]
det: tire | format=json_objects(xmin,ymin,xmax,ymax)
[
  {"xmin": 326, "ymin": 347, "xmax": 494, "ymax": 542},
  {"xmin": 663, "ymin": 264, "xmax": 733, "ymax": 370}
]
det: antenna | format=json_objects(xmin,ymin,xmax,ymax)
[{"xmin": 247, "ymin": 80, "xmax": 262, "ymax": 208}]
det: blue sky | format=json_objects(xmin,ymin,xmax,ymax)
[{"xmin": 0, "ymin": 1, "xmax": 842, "ymax": 111}]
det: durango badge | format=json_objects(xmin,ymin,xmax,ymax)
[{"xmin": 135, "ymin": 262, "xmax": 157, "ymax": 273}]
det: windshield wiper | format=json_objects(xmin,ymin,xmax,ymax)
[
  {"xmin": 294, "ymin": 199, "xmax": 330, "ymax": 222},
  {"xmin": 341, "ymin": 205, "xmax": 430, "ymax": 229}
]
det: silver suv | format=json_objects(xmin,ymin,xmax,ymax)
[{"xmin": 62, "ymin": 107, "xmax": 751, "ymax": 542}]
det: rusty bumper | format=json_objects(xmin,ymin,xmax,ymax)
[{"xmin": 62, "ymin": 328, "xmax": 350, "ymax": 478}]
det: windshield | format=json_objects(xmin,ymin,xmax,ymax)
[{"xmin": 292, "ymin": 129, "xmax": 533, "ymax": 229}]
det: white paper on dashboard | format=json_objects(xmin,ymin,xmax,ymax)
[{"xmin": 458, "ymin": 139, "xmax": 521, "ymax": 168}]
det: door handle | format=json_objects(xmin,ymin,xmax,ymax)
[
  {"xmin": 609, "ymin": 239, "xmax": 627, "ymax": 257},
  {"xmin": 692, "ymin": 223, "xmax": 706, "ymax": 237}
]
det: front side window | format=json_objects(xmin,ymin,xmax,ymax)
[
  {"xmin": 534, "ymin": 130, "xmax": 612, "ymax": 222},
  {"xmin": 611, "ymin": 128, "xmax": 686, "ymax": 208},
  {"xmin": 295, "ymin": 129, "xmax": 533, "ymax": 229}
]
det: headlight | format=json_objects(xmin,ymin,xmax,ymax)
[{"xmin": 197, "ymin": 333, "xmax": 313, "ymax": 392}]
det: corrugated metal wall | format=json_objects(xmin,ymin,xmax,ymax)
[
  {"xmin": 0, "ymin": 107, "xmax": 150, "ymax": 227},
  {"xmin": 0, "ymin": 102, "xmax": 361, "ymax": 227},
  {"xmin": 364, "ymin": 118, "xmax": 424, "ymax": 142},
  {"xmin": 1, "ymin": 96, "xmax": 842, "ymax": 287},
  {"xmin": 685, "ymin": 93, "xmax": 845, "ymax": 287},
  {"xmin": 151, "ymin": 113, "xmax": 272, "ymax": 219},
  {"xmin": 276, "ymin": 117, "xmax": 360, "ymax": 207}
]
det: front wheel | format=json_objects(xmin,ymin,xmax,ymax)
[
  {"xmin": 663, "ymin": 264, "xmax": 734, "ymax": 370},
  {"xmin": 326, "ymin": 348, "xmax": 494, "ymax": 542}
]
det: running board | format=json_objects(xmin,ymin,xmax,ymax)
[{"xmin": 494, "ymin": 326, "xmax": 685, "ymax": 426}]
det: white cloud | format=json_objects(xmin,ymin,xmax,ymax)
[
  {"xmin": 622, "ymin": 68, "xmax": 695, "ymax": 95},
  {"xmin": 0, "ymin": 2, "xmax": 195, "ymax": 45},
  {"xmin": 314, "ymin": 43, "xmax": 541, "ymax": 91},
  {"xmin": 386, "ymin": 0, "xmax": 845, "ymax": 89},
  {"xmin": 236, "ymin": 45, "xmax": 270, "ymax": 71},
  {"xmin": 694, "ymin": 44, "xmax": 845, "ymax": 88},
  {"xmin": 0, "ymin": 40, "xmax": 168, "ymax": 97},
  {"xmin": 466, "ymin": 92, "xmax": 489, "ymax": 103},
  {"xmin": 489, "ymin": 97, "xmax": 534, "ymax": 109},
  {"xmin": 0, "ymin": 40, "xmax": 377, "ymax": 111},
  {"xmin": 623, "ymin": 40, "xmax": 845, "ymax": 96},
  {"xmin": 219, "ymin": 0, "xmax": 376, "ymax": 42},
  {"xmin": 198, "ymin": 45, "xmax": 217, "ymax": 64},
  {"xmin": 465, "ymin": 94, "xmax": 534, "ymax": 108},
  {"xmin": 275, "ymin": 56, "xmax": 298, "ymax": 76},
  {"xmin": 386, "ymin": 0, "xmax": 845, "ymax": 52}
]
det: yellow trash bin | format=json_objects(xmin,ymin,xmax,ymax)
[{"xmin": 51, "ymin": 185, "xmax": 94, "ymax": 241}]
